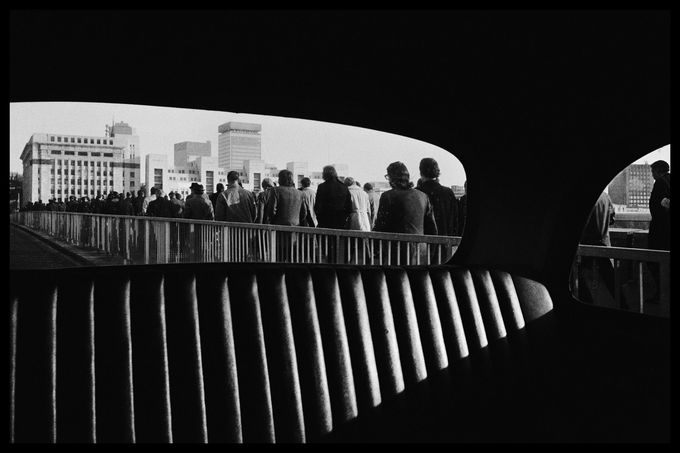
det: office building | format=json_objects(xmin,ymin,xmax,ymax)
[
  {"xmin": 217, "ymin": 121, "xmax": 262, "ymax": 172},
  {"xmin": 608, "ymin": 164, "xmax": 655, "ymax": 210},
  {"xmin": 19, "ymin": 127, "xmax": 141, "ymax": 204}
]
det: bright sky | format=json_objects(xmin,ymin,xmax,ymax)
[
  {"xmin": 9, "ymin": 102, "xmax": 468, "ymax": 187},
  {"xmin": 632, "ymin": 144, "xmax": 671, "ymax": 166}
]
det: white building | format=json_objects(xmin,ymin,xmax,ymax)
[
  {"xmin": 19, "ymin": 127, "xmax": 141, "ymax": 204},
  {"xmin": 145, "ymin": 153, "xmax": 231, "ymax": 198},
  {"xmin": 217, "ymin": 121, "xmax": 262, "ymax": 171}
]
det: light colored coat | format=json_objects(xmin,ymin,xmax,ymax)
[{"xmin": 346, "ymin": 185, "xmax": 371, "ymax": 231}]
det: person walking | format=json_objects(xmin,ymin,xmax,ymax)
[
  {"xmin": 314, "ymin": 165, "xmax": 351, "ymax": 229},
  {"xmin": 169, "ymin": 192, "xmax": 185, "ymax": 218},
  {"xmin": 257, "ymin": 178, "xmax": 274, "ymax": 223},
  {"xmin": 210, "ymin": 183, "xmax": 225, "ymax": 211},
  {"xmin": 142, "ymin": 187, "xmax": 157, "ymax": 215},
  {"xmin": 215, "ymin": 171, "xmax": 257, "ymax": 223},
  {"xmin": 344, "ymin": 177, "xmax": 371, "ymax": 231},
  {"xmin": 416, "ymin": 157, "xmax": 459, "ymax": 236},
  {"xmin": 374, "ymin": 161, "xmax": 437, "ymax": 264},
  {"xmin": 648, "ymin": 160, "xmax": 671, "ymax": 251},
  {"xmin": 363, "ymin": 182, "xmax": 381, "ymax": 229},
  {"xmin": 646, "ymin": 160, "xmax": 671, "ymax": 303},
  {"xmin": 299, "ymin": 177, "xmax": 318, "ymax": 227},
  {"xmin": 265, "ymin": 169, "xmax": 307, "ymax": 226},
  {"xmin": 579, "ymin": 191, "xmax": 616, "ymax": 305},
  {"xmin": 146, "ymin": 189, "xmax": 174, "ymax": 218},
  {"xmin": 184, "ymin": 183, "xmax": 215, "ymax": 220}
]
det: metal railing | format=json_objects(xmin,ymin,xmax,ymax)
[
  {"xmin": 571, "ymin": 244, "xmax": 670, "ymax": 317},
  {"xmin": 10, "ymin": 211, "xmax": 460, "ymax": 267}
]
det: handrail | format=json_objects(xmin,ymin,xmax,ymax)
[
  {"xmin": 9, "ymin": 211, "xmax": 460, "ymax": 267},
  {"xmin": 572, "ymin": 244, "xmax": 670, "ymax": 317}
]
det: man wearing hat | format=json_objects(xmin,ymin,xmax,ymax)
[{"xmin": 183, "ymin": 182, "xmax": 214, "ymax": 220}]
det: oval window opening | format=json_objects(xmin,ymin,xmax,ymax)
[
  {"xmin": 570, "ymin": 145, "xmax": 671, "ymax": 317},
  {"xmin": 10, "ymin": 102, "xmax": 467, "ymax": 268}
]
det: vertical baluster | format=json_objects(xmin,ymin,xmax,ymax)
[
  {"xmin": 638, "ymin": 261, "xmax": 644, "ymax": 314},
  {"xmin": 614, "ymin": 259, "xmax": 621, "ymax": 309}
]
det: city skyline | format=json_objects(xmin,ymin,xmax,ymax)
[{"xmin": 10, "ymin": 102, "xmax": 468, "ymax": 189}]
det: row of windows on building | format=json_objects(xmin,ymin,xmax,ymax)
[
  {"xmin": 50, "ymin": 179, "xmax": 119, "ymax": 186},
  {"xmin": 49, "ymin": 188, "xmax": 122, "ymax": 196},
  {"xmin": 50, "ymin": 136, "xmax": 114, "ymax": 145},
  {"xmin": 51, "ymin": 150, "xmax": 114, "ymax": 157},
  {"xmin": 168, "ymin": 169, "xmax": 199, "ymax": 174},
  {"xmin": 51, "ymin": 169, "xmax": 117, "ymax": 176},
  {"xmin": 167, "ymin": 176, "xmax": 227, "ymax": 182},
  {"xmin": 53, "ymin": 160, "xmax": 115, "ymax": 167}
]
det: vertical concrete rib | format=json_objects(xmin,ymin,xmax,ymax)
[
  {"xmin": 471, "ymin": 269, "xmax": 507, "ymax": 341},
  {"xmin": 407, "ymin": 269, "xmax": 449, "ymax": 374},
  {"xmin": 337, "ymin": 268, "xmax": 382, "ymax": 414},
  {"xmin": 311, "ymin": 268, "xmax": 358, "ymax": 426},
  {"xmin": 385, "ymin": 269, "xmax": 428, "ymax": 386},
  {"xmin": 430, "ymin": 269, "xmax": 469, "ymax": 361},
  {"xmin": 285, "ymin": 268, "xmax": 333, "ymax": 440},
  {"xmin": 361, "ymin": 269, "xmax": 405, "ymax": 399},
  {"xmin": 258, "ymin": 271, "xmax": 306, "ymax": 443}
]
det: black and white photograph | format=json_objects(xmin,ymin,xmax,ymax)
[{"xmin": 9, "ymin": 9, "xmax": 670, "ymax": 443}]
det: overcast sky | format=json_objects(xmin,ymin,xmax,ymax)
[
  {"xmin": 10, "ymin": 102, "xmax": 670, "ymax": 188},
  {"xmin": 10, "ymin": 102, "xmax": 468, "ymax": 187}
]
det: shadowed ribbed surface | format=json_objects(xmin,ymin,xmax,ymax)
[{"xmin": 9, "ymin": 263, "xmax": 552, "ymax": 443}]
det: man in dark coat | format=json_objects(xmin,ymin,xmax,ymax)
[
  {"xmin": 184, "ymin": 183, "xmax": 215, "ymax": 220},
  {"xmin": 416, "ymin": 158, "xmax": 459, "ymax": 236},
  {"xmin": 215, "ymin": 172, "xmax": 256, "ymax": 223},
  {"xmin": 374, "ymin": 161, "xmax": 437, "ymax": 265},
  {"xmin": 209, "ymin": 183, "xmax": 225, "ymax": 211},
  {"xmin": 169, "ymin": 192, "xmax": 185, "ymax": 218},
  {"xmin": 374, "ymin": 161, "xmax": 437, "ymax": 236},
  {"xmin": 299, "ymin": 177, "xmax": 317, "ymax": 227},
  {"xmin": 646, "ymin": 160, "xmax": 671, "ymax": 302},
  {"xmin": 458, "ymin": 181, "xmax": 468, "ymax": 235},
  {"xmin": 146, "ymin": 189, "xmax": 174, "ymax": 218},
  {"xmin": 578, "ymin": 191, "xmax": 616, "ymax": 304},
  {"xmin": 266, "ymin": 170, "xmax": 307, "ymax": 226},
  {"xmin": 648, "ymin": 160, "xmax": 671, "ymax": 251},
  {"xmin": 257, "ymin": 178, "xmax": 273, "ymax": 223},
  {"xmin": 314, "ymin": 165, "xmax": 351, "ymax": 229}
]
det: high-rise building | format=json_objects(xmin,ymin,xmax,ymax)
[
  {"xmin": 608, "ymin": 164, "xmax": 655, "ymax": 209},
  {"xmin": 108, "ymin": 121, "xmax": 140, "ymax": 159},
  {"xmin": 217, "ymin": 122, "xmax": 262, "ymax": 172},
  {"xmin": 19, "ymin": 129, "xmax": 140, "ymax": 204},
  {"xmin": 174, "ymin": 141, "xmax": 212, "ymax": 167}
]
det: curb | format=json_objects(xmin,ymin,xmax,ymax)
[{"xmin": 10, "ymin": 222, "xmax": 93, "ymax": 266}]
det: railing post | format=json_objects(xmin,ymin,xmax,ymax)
[
  {"xmin": 638, "ymin": 261, "xmax": 644, "ymax": 314},
  {"xmin": 144, "ymin": 219, "xmax": 150, "ymax": 265},
  {"xmin": 614, "ymin": 259, "xmax": 621, "ymax": 309},
  {"xmin": 659, "ymin": 256, "xmax": 670, "ymax": 315},
  {"xmin": 165, "ymin": 222, "xmax": 170, "ymax": 264},
  {"xmin": 269, "ymin": 229, "xmax": 277, "ymax": 262},
  {"xmin": 222, "ymin": 227, "xmax": 229, "ymax": 262}
]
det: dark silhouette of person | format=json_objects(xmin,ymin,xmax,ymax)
[
  {"xmin": 579, "ymin": 191, "xmax": 616, "ymax": 304},
  {"xmin": 374, "ymin": 161, "xmax": 437, "ymax": 265},
  {"xmin": 416, "ymin": 157, "xmax": 459, "ymax": 236},
  {"xmin": 314, "ymin": 165, "xmax": 351, "ymax": 229},
  {"xmin": 210, "ymin": 183, "xmax": 225, "ymax": 210},
  {"xmin": 648, "ymin": 160, "xmax": 671, "ymax": 251},
  {"xmin": 646, "ymin": 160, "xmax": 671, "ymax": 302}
]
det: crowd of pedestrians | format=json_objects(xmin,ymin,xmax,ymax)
[{"xmin": 19, "ymin": 158, "xmax": 468, "ymax": 239}]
